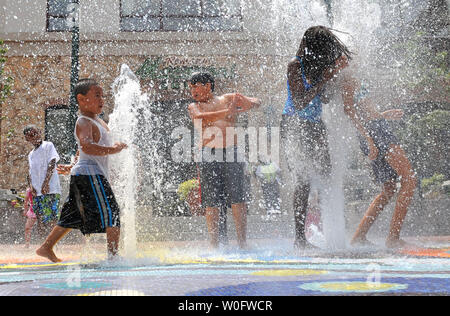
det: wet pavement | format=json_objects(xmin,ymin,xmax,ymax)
[{"xmin": 0, "ymin": 237, "xmax": 449, "ymax": 296}]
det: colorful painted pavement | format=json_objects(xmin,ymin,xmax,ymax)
[{"xmin": 0, "ymin": 238, "xmax": 449, "ymax": 296}]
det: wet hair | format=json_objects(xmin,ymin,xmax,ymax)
[
  {"xmin": 297, "ymin": 26, "xmax": 352, "ymax": 85},
  {"xmin": 74, "ymin": 78, "xmax": 99, "ymax": 103},
  {"xmin": 189, "ymin": 72, "xmax": 215, "ymax": 92},
  {"xmin": 23, "ymin": 125, "xmax": 39, "ymax": 136}
]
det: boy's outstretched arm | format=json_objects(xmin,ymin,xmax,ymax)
[
  {"xmin": 76, "ymin": 119, "xmax": 127, "ymax": 156},
  {"xmin": 188, "ymin": 103, "xmax": 231, "ymax": 121},
  {"xmin": 229, "ymin": 93, "xmax": 261, "ymax": 113},
  {"xmin": 57, "ymin": 150, "xmax": 79, "ymax": 175}
]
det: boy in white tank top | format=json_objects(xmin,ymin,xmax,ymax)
[{"xmin": 37, "ymin": 79, "xmax": 127, "ymax": 263}]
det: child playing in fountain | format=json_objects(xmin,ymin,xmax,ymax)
[
  {"xmin": 188, "ymin": 72, "xmax": 261, "ymax": 249},
  {"xmin": 23, "ymin": 125, "xmax": 61, "ymax": 230},
  {"xmin": 36, "ymin": 79, "xmax": 128, "ymax": 263},
  {"xmin": 284, "ymin": 26, "xmax": 416, "ymax": 249}
]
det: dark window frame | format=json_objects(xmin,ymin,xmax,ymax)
[
  {"xmin": 119, "ymin": 0, "xmax": 243, "ymax": 32},
  {"xmin": 45, "ymin": 104, "xmax": 71, "ymax": 163},
  {"xmin": 44, "ymin": 104, "xmax": 69, "ymax": 138},
  {"xmin": 46, "ymin": 0, "xmax": 75, "ymax": 32}
]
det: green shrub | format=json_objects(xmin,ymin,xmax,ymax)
[
  {"xmin": 399, "ymin": 110, "xmax": 450, "ymax": 179},
  {"xmin": 0, "ymin": 39, "xmax": 13, "ymax": 104},
  {"xmin": 177, "ymin": 179, "xmax": 199, "ymax": 201},
  {"xmin": 422, "ymin": 173, "xmax": 445, "ymax": 190}
]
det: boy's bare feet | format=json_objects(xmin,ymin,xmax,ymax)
[
  {"xmin": 385, "ymin": 238, "xmax": 415, "ymax": 249},
  {"xmin": 237, "ymin": 242, "xmax": 248, "ymax": 251},
  {"xmin": 36, "ymin": 246, "xmax": 62, "ymax": 263},
  {"xmin": 351, "ymin": 237, "xmax": 375, "ymax": 247},
  {"xmin": 294, "ymin": 239, "xmax": 318, "ymax": 250}
]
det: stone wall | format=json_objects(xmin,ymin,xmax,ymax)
[
  {"xmin": 1, "ymin": 56, "xmax": 69, "ymax": 189},
  {"xmin": 0, "ymin": 55, "xmax": 133, "ymax": 190}
]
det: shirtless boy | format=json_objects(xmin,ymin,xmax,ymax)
[{"xmin": 188, "ymin": 72, "xmax": 261, "ymax": 249}]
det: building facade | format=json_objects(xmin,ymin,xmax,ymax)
[{"xmin": 0, "ymin": 0, "xmax": 448, "ymax": 216}]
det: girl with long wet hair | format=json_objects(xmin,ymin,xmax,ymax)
[{"xmin": 281, "ymin": 25, "xmax": 416, "ymax": 249}]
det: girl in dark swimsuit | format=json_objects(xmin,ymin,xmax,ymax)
[
  {"xmin": 281, "ymin": 26, "xmax": 350, "ymax": 249},
  {"xmin": 282, "ymin": 25, "xmax": 416, "ymax": 249}
]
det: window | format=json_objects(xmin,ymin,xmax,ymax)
[
  {"xmin": 136, "ymin": 99, "xmax": 197, "ymax": 216},
  {"xmin": 120, "ymin": 0, "xmax": 243, "ymax": 32},
  {"xmin": 45, "ymin": 105, "xmax": 72, "ymax": 163},
  {"xmin": 47, "ymin": 0, "xmax": 78, "ymax": 32}
]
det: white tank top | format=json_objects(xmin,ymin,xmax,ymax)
[{"xmin": 71, "ymin": 115, "xmax": 113, "ymax": 179}]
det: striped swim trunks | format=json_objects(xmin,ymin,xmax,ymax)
[{"xmin": 57, "ymin": 175, "xmax": 120, "ymax": 235}]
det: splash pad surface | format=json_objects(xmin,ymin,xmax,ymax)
[{"xmin": 0, "ymin": 237, "xmax": 449, "ymax": 296}]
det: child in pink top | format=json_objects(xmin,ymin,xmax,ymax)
[{"xmin": 23, "ymin": 188, "xmax": 36, "ymax": 248}]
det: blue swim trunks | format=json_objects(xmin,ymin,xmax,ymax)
[{"xmin": 58, "ymin": 175, "xmax": 121, "ymax": 235}]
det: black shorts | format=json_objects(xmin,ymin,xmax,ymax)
[
  {"xmin": 58, "ymin": 175, "xmax": 120, "ymax": 235},
  {"xmin": 199, "ymin": 146, "xmax": 247, "ymax": 208},
  {"xmin": 359, "ymin": 119, "xmax": 399, "ymax": 184}
]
